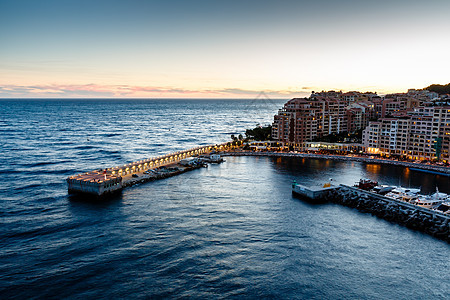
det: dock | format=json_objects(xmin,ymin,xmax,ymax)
[
  {"xmin": 291, "ymin": 183, "xmax": 450, "ymax": 242},
  {"xmin": 67, "ymin": 143, "xmax": 228, "ymax": 196},
  {"xmin": 292, "ymin": 181, "xmax": 339, "ymax": 201}
]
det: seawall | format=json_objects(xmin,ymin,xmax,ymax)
[{"xmin": 322, "ymin": 185, "xmax": 450, "ymax": 243}]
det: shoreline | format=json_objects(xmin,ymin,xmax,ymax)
[{"xmin": 222, "ymin": 151, "xmax": 450, "ymax": 175}]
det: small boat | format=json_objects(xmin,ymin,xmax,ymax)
[
  {"xmin": 372, "ymin": 185, "xmax": 395, "ymax": 195},
  {"xmin": 355, "ymin": 178, "xmax": 378, "ymax": 190},
  {"xmin": 209, "ymin": 154, "xmax": 225, "ymax": 163},
  {"xmin": 413, "ymin": 196, "xmax": 444, "ymax": 209}
]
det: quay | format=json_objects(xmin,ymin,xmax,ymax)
[
  {"xmin": 292, "ymin": 181, "xmax": 338, "ymax": 201},
  {"xmin": 223, "ymin": 151, "xmax": 450, "ymax": 175},
  {"xmin": 67, "ymin": 144, "xmax": 228, "ymax": 196}
]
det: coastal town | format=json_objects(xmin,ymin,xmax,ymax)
[
  {"xmin": 5, "ymin": 1, "xmax": 450, "ymax": 297},
  {"xmin": 270, "ymin": 88, "xmax": 450, "ymax": 164}
]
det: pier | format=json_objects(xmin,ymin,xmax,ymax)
[
  {"xmin": 67, "ymin": 143, "xmax": 229, "ymax": 196},
  {"xmin": 330, "ymin": 185, "xmax": 450, "ymax": 242},
  {"xmin": 292, "ymin": 181, "xmax": 338, "ymax": 201},
  {"xmin": 291, "ymin": 182, "xmax": 449, "ymax": 242}
]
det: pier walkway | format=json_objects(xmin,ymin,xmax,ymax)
[{"xmin": 67, "ymin": 143, "xmax": 229, "ymax": 196}]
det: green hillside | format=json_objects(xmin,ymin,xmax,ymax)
[{"xmin": 424, "ymin": 83, "xmax": 450, "ymax": 95}]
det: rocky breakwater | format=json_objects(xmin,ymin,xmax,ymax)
[{"xmin": 324, "ymin": 185, "xmax": 450, "ymax": 243}]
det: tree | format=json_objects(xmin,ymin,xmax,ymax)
[{"xmin": 245, "ymin": 125, "xmax": 272, "ymax": 141}]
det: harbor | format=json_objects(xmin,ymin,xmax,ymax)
[
  {"xmin": 68, "ymin": 146, "xmax": 450, "ymax": 197},
  {"xmin": 67, "ymin": 142, "xmax": 450, "ymax": 242}
]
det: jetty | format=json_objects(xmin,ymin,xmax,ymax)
[
  {"xmin": 292, "ymin": 183, "xmax": 450, "ymax": 242},
  {"xmin": 67, "ymin": 144, "xmax": 228, "ymax": 196},
  {"xmin": 292, "ymin": 180, "xmax": 338, "ymax": 201}
]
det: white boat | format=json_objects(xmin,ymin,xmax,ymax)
[
  {"xmin": 413, "ymin": 196, "xmax": 444, "ymax": 209},
  {"xmin": 385, "ymin": 187, "xmax": 420, "ymax": 203},
  {"xmin": 412, "ymin": 188, "xmax": 448, "ymax": 209}
]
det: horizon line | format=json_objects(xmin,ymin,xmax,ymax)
[{"xmin": 0, "ymin": 97, "xmax": 291, "ymax": 100}]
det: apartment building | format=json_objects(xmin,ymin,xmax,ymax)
[
  {"xmin": 271, "ymin": 98, "xmax": 319, "ymax": 147},
  {"xmin": 312, "ymin": 96, "xmax": 348, "ymax": 135},
  {"xmin": 347, "ymin": 102, "xmax": 372, "ymax": 133},
  {"xmin": 362, "ymin": 121, "xmax": 381, "ymax": 154},
  {"xmin": 433, "ymin": 107, "xmax": 450, "ymax": 162},
  {"xmin": 407, "ymin": 107, "xmax": 435, "ymax": 160},
  {"xmin": 363, "ymin": 106, "xmax": 450, "ymax": 162}
]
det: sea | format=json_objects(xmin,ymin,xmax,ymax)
[{"xmin": 0, "ymin": 99, "xmax": 449, "ymax": 299}]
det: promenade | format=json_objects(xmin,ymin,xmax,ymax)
[{"xmin": 222, "ymin": 151, "xmax": 450, "ymax": 175}]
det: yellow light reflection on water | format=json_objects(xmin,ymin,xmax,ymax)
[{"xmin": 366, "ymin": 164, "xmax": 381, "ymax": 174}]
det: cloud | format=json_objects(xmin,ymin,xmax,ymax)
[{"xmin": 0, "ymin": 84, "xmax": 305, "ymax": 98}]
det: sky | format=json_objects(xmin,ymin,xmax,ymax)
[{"xmin": 1, "ymin": 0, "xmax": 449, "ymax": 98}]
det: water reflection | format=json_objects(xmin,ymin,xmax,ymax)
[{"xmin": 365, "ymin": 163, "xmax": 381, "ymax": 174}]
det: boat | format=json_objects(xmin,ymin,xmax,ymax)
[
  {"xmin": 385, "ymin": 187, "xmax": 420, "ymax": 203},
  {"xmin": 355, "ymin": 178, "xmax": 378, "ymax": 190},
  {"xmin": 413, "ymin": 196, "xmax": 445, "ymax": 209},
  {"xmin": 372, "ymin": 185, "xmax": 395, "ymax": 195},
  {"xmin": 412, "ymin": 187, "xmax": 448, "ymax": 209},
  {"xmin": 209, "ymin": 154, "xmax": 225, "ymax": 163}
]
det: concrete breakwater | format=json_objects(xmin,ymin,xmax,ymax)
[
  {"xmin": 223, "ymin": 151, "xmax": 450, "ymax": 175},
  {"xmin": 67, "ymin": 143, "xmax": 228, "ymax": 196},
  {"xmin": 323, "ymin": 185, "xmax": 450, "ymax": 243}
]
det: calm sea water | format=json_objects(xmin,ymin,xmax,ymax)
[{"xmin": 0, "ymin": 99, "xmax": 449, "ymax": 299}]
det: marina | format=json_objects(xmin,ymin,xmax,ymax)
[{"xmin": 293, "ymin": 177, "xmax": 450, "ymax": 216}]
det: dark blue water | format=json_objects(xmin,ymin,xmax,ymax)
[{"xmin": 0, "ymin": 99, "xmax": 449, "ymax": 299}]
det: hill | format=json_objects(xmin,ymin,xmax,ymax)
[{"xmin": 424, "ymin": 83, "xmax": 450, "ymax": 95}]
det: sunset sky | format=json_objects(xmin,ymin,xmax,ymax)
[{"xmin": 1, "ymin": 0, "xmax": 449, "ymax": 98}]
